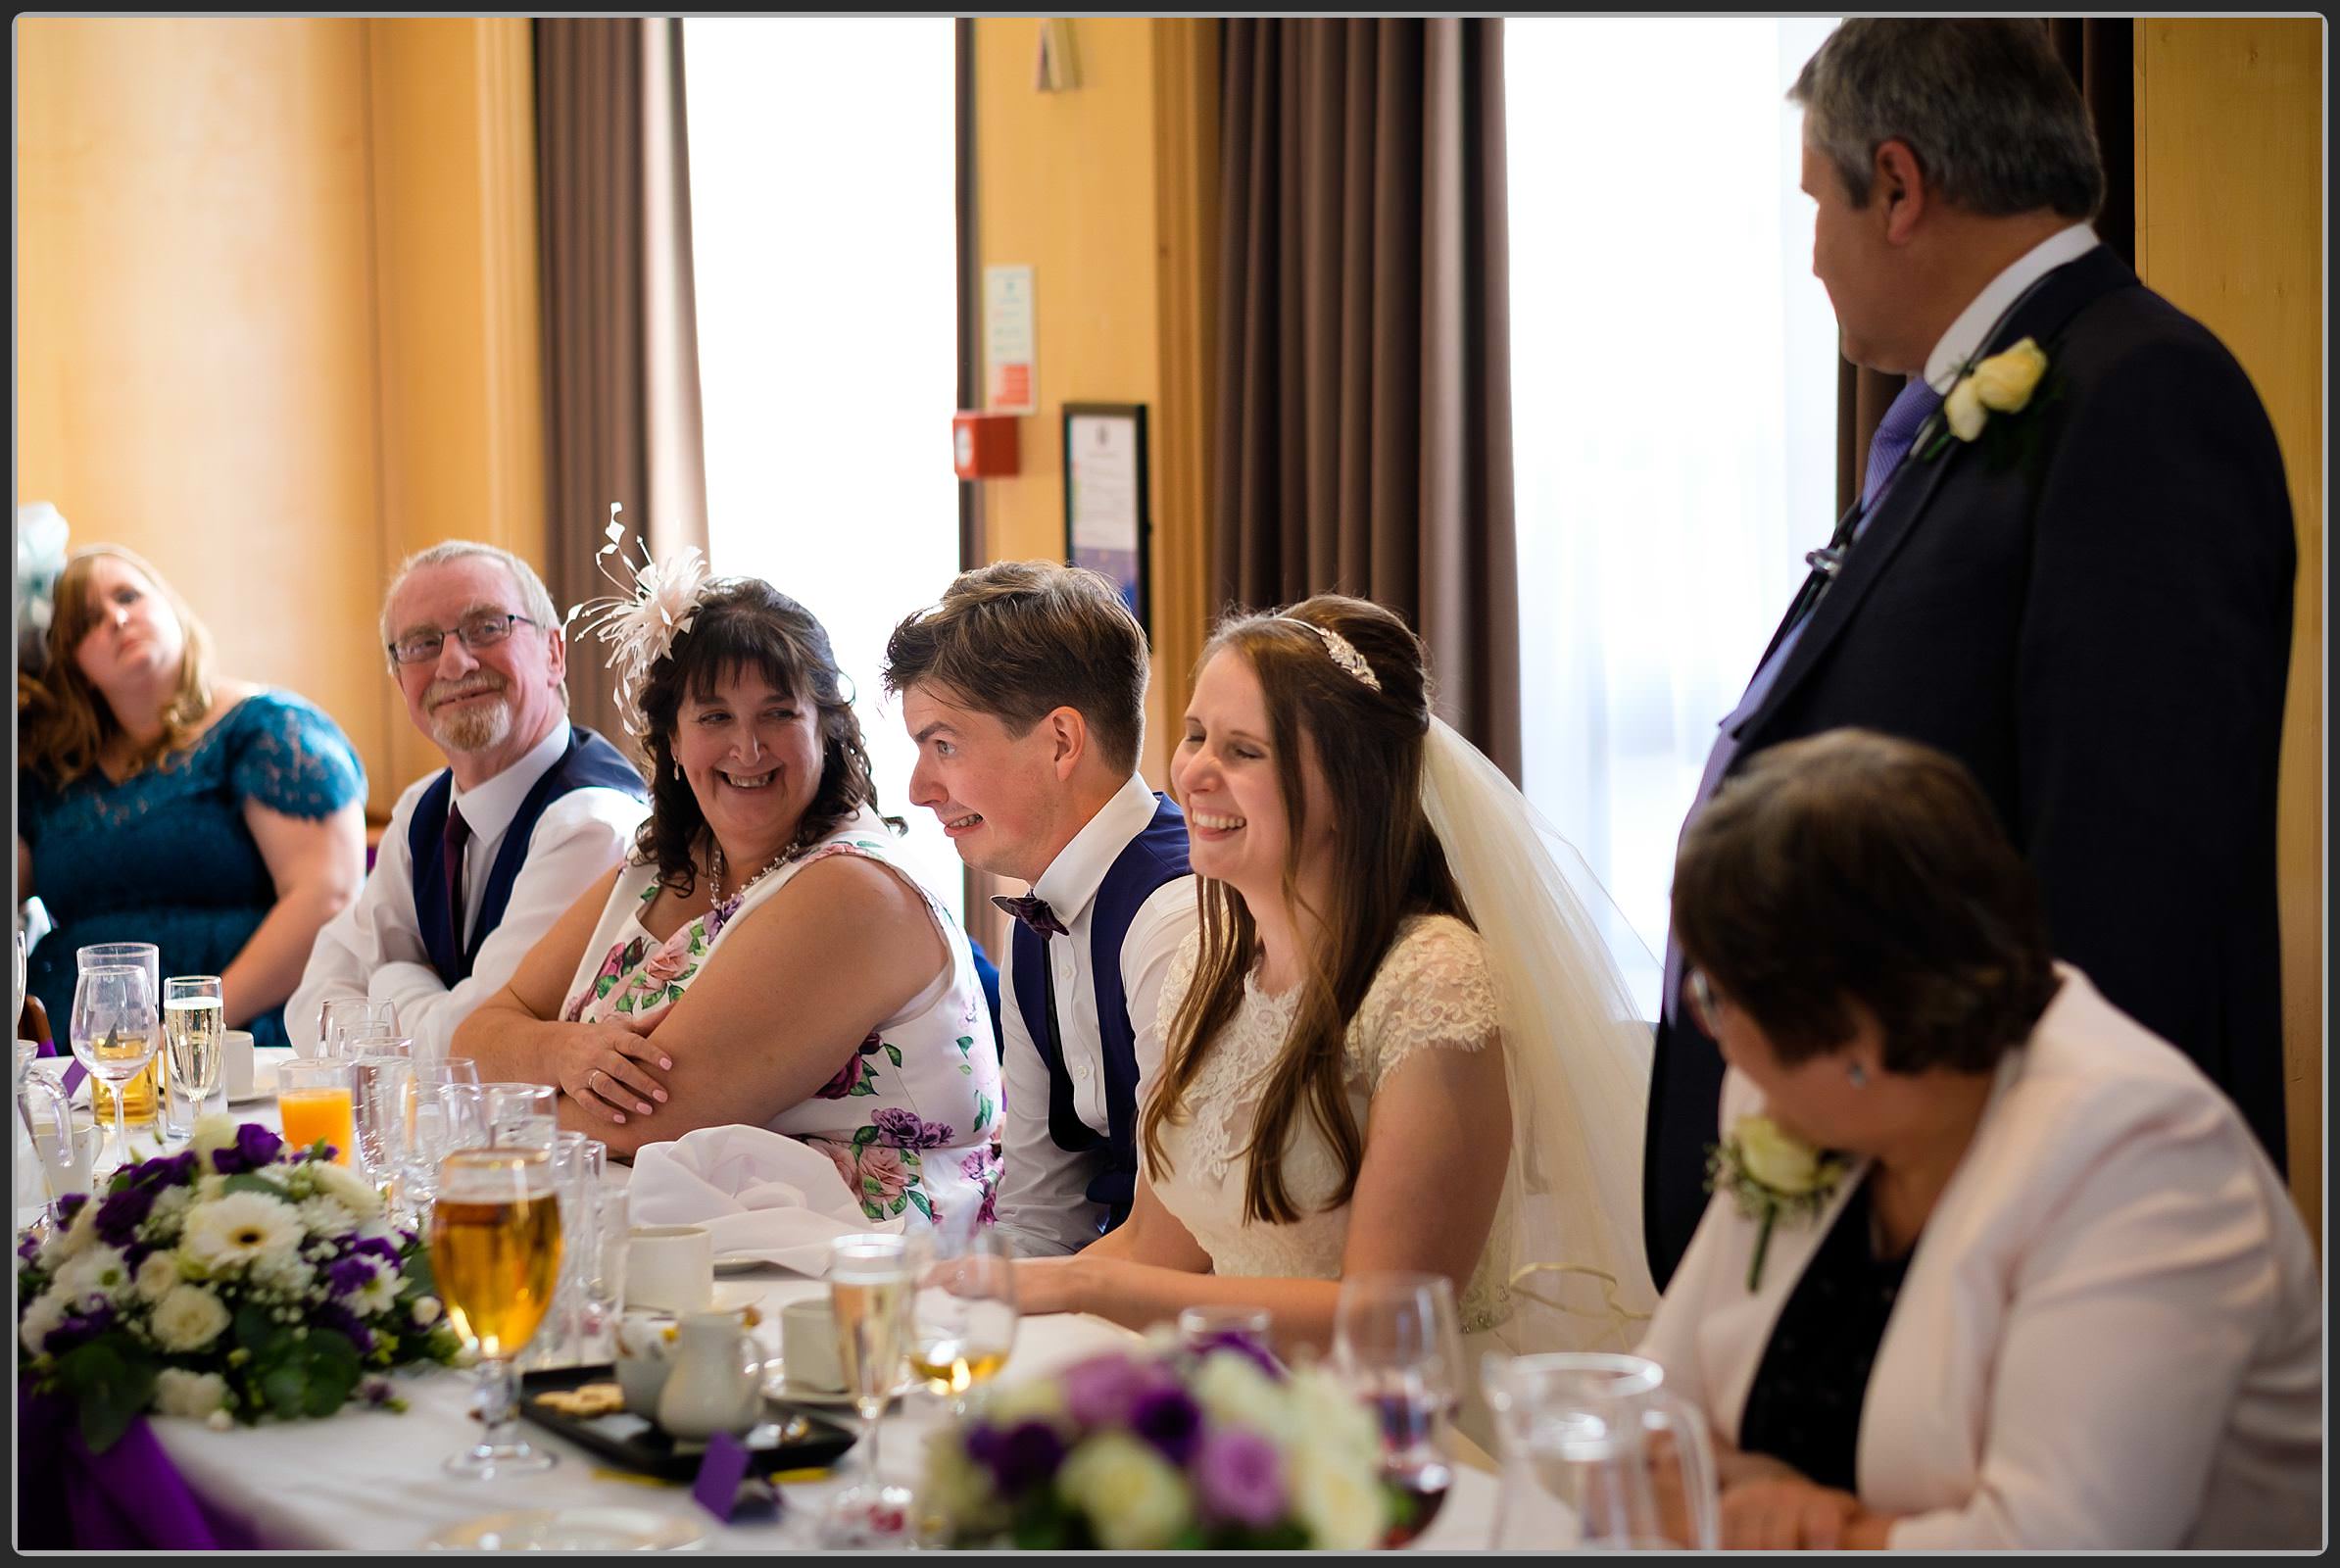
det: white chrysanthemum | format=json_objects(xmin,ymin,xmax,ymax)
[
  {"xmin": 308, "ymin": 1161, "xmax": 382, "ymax": 1221},
  {"xmin": 147, "ymin": 1185, "xmax": 193, "ymax": 1230},
  {"xmin": 411, "ymin": 1296, "xmax": 443, "ymax": 1328},
  {"xmin": 189, "ymin": 1115, "xmax": 240, "ymax": 1161},
  {"xmin": 352, "ymin": 1267, "xmax": 401, "ymax": 1318},
  {"xmin": 1189, "ymin": 1350, "xmax": 1293, "ymax": 1445},
  {"xmin": 1289, "ymin": 1445, "xmax": 1386, "ymax": 1549},
  {"xmin": 1055, "ymin": 1433, "xmax": 1193, "ymax": 1550},
  {"xmin": 151, "ymin": 1284, "xmax": 232, "ymax": 1352},
  {"xmin": 298, "ymin": 1196, "xmax": 357, "ymax": 1241},
  {"xmin": 19, "ymin": 1288, "xmax": 69, "ymax": 1355},
  {"xmin": 247, "ymin": 1250, "xmax": 317, "ymax": 1299},
  {"xmin": 50, "ymin": 1245, "xmax": 133, "ymax": 1309},
  {"xmin": 180, "ymin": 1191, "xmax": 304, "ymax": 1273},
  {"xmin": 154, "ymin": 1366, "xmax": 231, "ymax": 1421},
  {"xmin": 135, "ymin": 1250, "xmax": 184, "ymax": 1302}
]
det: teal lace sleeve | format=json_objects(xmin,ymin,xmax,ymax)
[{"xmin": 228, "ymin": 692, "xmax": 366, "ymax": 819}]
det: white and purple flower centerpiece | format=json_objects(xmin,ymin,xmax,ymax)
[
  {"xmin": 16, "ymin": 1116, "xmax": 464, "ymax": 1452},
  {"xmin": 920, "ymin": 1329, "xmax": 1389, "ymax": 1549}
]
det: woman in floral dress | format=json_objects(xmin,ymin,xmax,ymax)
[{"xmin": 457, "ymin": 568, "xmax": 1000, "ymax": 1229}]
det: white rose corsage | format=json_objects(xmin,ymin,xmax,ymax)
[
  {"xmin": 1918, "ymin": 336, "xmax": 2052, "ymax": 461},
  {"xmin": 1705, "ymin": 1115, "xmax": 1849, "ymax": 1293}
]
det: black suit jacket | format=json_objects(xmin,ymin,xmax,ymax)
[{"xmin": 1643, "ymin": 246, "xmax": 2297, "ymax": 1288}]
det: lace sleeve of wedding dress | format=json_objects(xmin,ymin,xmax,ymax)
[
  {"xmin": 1355, "ymin": 915, "xmax": 1502, "ymax": 1091},
  {"xmin": 1420, "ymin": 717, "xmax": 1660, "ymax": 1354}
]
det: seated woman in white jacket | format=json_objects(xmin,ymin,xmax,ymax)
[{"xmin": 1639, "ymin": 728, "xmax": 2319, "ymax": 1551}]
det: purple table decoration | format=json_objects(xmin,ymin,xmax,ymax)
[{"xmin": 18, "ymin": 1385, "xmax": 268, "ymax": 1550}]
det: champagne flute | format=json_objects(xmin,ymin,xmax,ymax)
[
  {"xmin": 908, "ymin": 1224, "xmax": 1018, "ymax": 1416},
  {"xmin": 71, "ymin": 964, "xmax": 159, "ymax": 1175},
  {"xmin": 163, "ymin": 975, "xmax": 225, "ymax": 1132},
  {"xmin": 1333, "ymin": 1271, "xmax": 1465, "ymax": 1548},
  {"xmin": 430, "ymin": 1146, "xmax": 565, "ymax": 1477},
  {"xmin": 823, "ymin": 1233, "xmax": 918, "ymax": 1547}
]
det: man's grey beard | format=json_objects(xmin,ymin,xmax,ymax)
[{"xmin": 430, "ymin": 695, "xmax": 512, "ymax": 755}]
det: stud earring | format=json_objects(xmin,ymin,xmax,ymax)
[{"xmin": 1847, "ymin": 1060, "xmax": 1869, "ymax": 1088}]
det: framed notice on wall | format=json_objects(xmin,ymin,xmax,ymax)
[{"xmin": 1062, "ymin": 402, "xmax": 1150, "ymax": 635}]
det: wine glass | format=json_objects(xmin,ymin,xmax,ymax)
[
  {"xmin": 823, "ymin": 1233, "xmax": 918, "ymax": 1547},
  {"xmin": 1332, "ymin": 1271, "xmax": 1465, "ymax": 1548},
  {"xmin": 317, "ymin": 997, "xmax": 397, "ymax": 1060},
  {"xmin": 429, "ymin": 1146, "xmax": 565, "ymax": 1477},
  {"xmin": 395, "ymin": 1062, "xmax": 483, "ymax": 1223},
  {"xmin": 162, "ymin": 975, "xmax": 225, "ymax": 1136},
  {"xmin": 71, "ymin": 964, "xmax": 159, "ymax": 1174},
  {"xmin": 908, "ymin": 1224, "xmax": 1018, "ymax": 1417}
]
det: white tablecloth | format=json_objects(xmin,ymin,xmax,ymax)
[{"xmin": 18, "ymin": 1098, "xmax": 1502, "ymax": 1551}]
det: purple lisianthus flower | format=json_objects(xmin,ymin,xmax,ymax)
[
  {"xmin": 352, "ymin": 1236, "xmax": 403, "ymax": 1267},
  {"xmin": 1060, "ymin": 1351, "xmax": 1168, "ymax": 1429},
  {"xmin": 212, "ymin": 1122, "xmax": 285, "ymax": 1175},
  {"xmin": 316, "ymin": 1302, "xmax": 377, "ymax": 1355},
  {"xmin": 1193, "ymin": 1427, "xmax": 1285, "ymax": 1529},
  {"xmin": 871, "ymin": 1106, "xmax": 954, "ymax": 1150},
  {"xmin": 18, "ymin": 1232, "xmax": 41, "ymax": 1264},
  {"xmin": 969, "ymin": 1419, "xmax": 1067, "ymax": 1496},
  {"xmin": 1130, "ymin": 1385, "xmax": 1203, "ymax": 1465},
  {"xmin": 93, "ymin": 1182, "xmax": 158, "ymax": 1248},
  {"xmin": 44, "ymin": 1299, "xmax": 117, "ymax": 1356},
  {"xmin": 53, "ymin": 1194, "xmax": 88, "ymax": 1227},
  {"xmin": 325, "ymin": 1254, "xmax": 378, "ymax": 1298}
]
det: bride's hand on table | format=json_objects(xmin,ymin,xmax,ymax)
[{"xmin": 554, "ymin": 1016, "xmax": 672, "ymax": 1126}]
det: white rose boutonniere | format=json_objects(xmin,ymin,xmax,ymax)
[
  {"xmin": 1706, "ymin": 1115, "xmax": 1849, "ymax": 1293},
  {"xmin": 1924, "ymin": 337, "xmax": 2052, "ymax": 457}
]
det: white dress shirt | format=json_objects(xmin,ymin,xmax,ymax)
[
  {"xmin": 990, "ymin": 772, "xmax": 1199, "ymax": 1258},
  {"xmin": 287, "ymin": 723, "xmax": 648, "ymax": 1062},
  {"xmin": 1923, "ymin": 222, "xmax": 2100, "ymax": 393}
]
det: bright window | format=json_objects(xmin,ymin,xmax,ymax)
[
  {"xmin": 1507, "ymin": 18, "xmax": 1844, "ymax": 1014},
  {"xmin": 683, "ymin": 18, "xmax": 965, "ymax": 919}
]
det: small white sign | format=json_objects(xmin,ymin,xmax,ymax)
[{"xmin": 984, "ymin": 264, "xmax": 1038, "ymax": 414}]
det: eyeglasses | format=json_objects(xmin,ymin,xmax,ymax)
[
  {"xmin": 387, "ymin": 612, "xmax": 538, "ymax": 666},
  {"xmin": 1685, "ymin": 967, "xmax": 1726, "ymax": 1038}
]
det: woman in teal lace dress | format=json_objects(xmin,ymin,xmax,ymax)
[{"xmin": 17, "ymin": 546, "xmax": 367, "ymax": 1051}]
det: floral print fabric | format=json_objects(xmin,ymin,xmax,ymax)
[{"xmin": 558, "ymin": 808, "xmax": 1003, "ymax": 1228}]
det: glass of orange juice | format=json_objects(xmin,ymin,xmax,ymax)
[{"xmin": 278, "ymin": 1059, "xmax": 359, "ymax": 1166}]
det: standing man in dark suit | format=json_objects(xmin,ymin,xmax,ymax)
[{"xmin": 1643, "ymin": 18, "xmax": 2296, "ymax": 1288}]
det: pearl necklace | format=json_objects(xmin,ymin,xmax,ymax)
[{"xmin": 707, "ymin": 839, "xmax": 793, "ymax": 908}]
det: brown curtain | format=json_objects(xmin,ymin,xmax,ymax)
[
  {"xmin": 1837, "ymin": 19, "xmax": 2135, "ymax": 513},
  {"xmin": 1212, "ymin": 19, "xmax": 1521, "ymax": 780},
  {"xmin": 535, "ymin": 18, "xmax": 710, "ymax": 746}
]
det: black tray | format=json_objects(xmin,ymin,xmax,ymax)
[{"xmin": 516, "ymin": 1363, "xmax": 857, "ymax": 1482}]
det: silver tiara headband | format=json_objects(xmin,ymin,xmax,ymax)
[{"xmin": 1277, "ymin": 615, "xmax": 1381, "ymax": 691}]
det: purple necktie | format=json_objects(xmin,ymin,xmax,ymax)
[
  {"xmin": 1859, "ymin": 375, "xmax": 1946, "ymax": 513},
  {"xmin": 992, "ymin": 893, "xmax": 1067, "ymax": 940},
  {"xmin": 443, "ymin": 803, "xmax": 472, "ymax": 949}
]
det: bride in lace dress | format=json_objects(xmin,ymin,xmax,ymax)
[{"xmin": 1014, "ymin": 595, "xmax": 1657, "ymax": 1433}]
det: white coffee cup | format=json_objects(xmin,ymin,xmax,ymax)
[
  {"xmin": 624, "ymin": 1224, "xmax": 714, "ymax": 1314},
  {"xmin": 220, "ymin": 1031, "xmax": 256, "ymax": 1102},
  {"xmin": 779, "ymin": 1298, "xmax": 847, "ymax": 1395}
]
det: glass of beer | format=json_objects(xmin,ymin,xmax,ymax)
[
  {"xmin": 70, "ymin": 963, "xmax": 159, "ymax": 1176},
  {"xmin": 908, "ymin": 1223, "xmax": 1018, "ymax": 1416},
  {"xmin": 163, "ymin": 975, "xmax": 225, "ymax": 1129},
  {"xmin": 276, "ymin": 1058, "xmax": 359, "ymax": 1166},
  {"xmin": 822, "ymin": 1233, "xmax": 919, "ymax": 1546},
  {"xmin": 429, "ymin": 1146, "xmax": 564, "ymax": 1478},
  {"xmin": 78, "ymin": 943, "xmax": 163, "ymax": 1132}
]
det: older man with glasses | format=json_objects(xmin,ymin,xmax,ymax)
[{"xmin": 288, "ymin": 542, "xmax": 649, "ymax": 1060}]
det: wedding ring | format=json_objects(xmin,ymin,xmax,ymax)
[{"xmin": 589, "ymin": 1068, "xmax": 603, "ymax": 1094}]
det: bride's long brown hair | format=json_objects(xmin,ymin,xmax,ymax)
[{"xmin": 1140, "ymin": 595, "xmax": 1469, "ymax": 1225}]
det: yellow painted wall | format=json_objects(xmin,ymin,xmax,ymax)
[
  {"xmin": 16, "ymin": 17, "xmax": 546, "ymax": 819},
  {"xmin": 2136, "ymin": 18, "xmax": 2324, "ymax": 1231}
]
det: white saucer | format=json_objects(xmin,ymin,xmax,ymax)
[
  {"xmin": 711, "ymin": 1255, "xmax": 770, "ymax": 1276},
  {"xmin": 760, "ymin": 1368, "xmax": 918, "ymax": 1409},
  {"xmin": 423, "ymin": 1506, "xmax": 707, "ymax": 1551}
]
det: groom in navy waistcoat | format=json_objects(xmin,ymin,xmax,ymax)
[
  {"xmin": 885, "ymin": 563, "xmax": 1198, "ymax": 1255},
  {"xmin": 290, "ymin": 543, "xmax": 648, "ymax": 1060},
  {"xmin": 1642, "ymin": 20, "xmax": 2297, "ymax": 1288}
]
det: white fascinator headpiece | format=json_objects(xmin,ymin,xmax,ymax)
[{"xmin": 563, "ymin": 503, "xmax": 710, "ymax": 742}]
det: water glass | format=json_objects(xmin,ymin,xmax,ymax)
[
  {"xmin": 350, "ymin": 1054, "xmax": 417, "ymax": 1197},
  {"xmin": 481, "ymin": 1082, "xmax": 559, "ymax": 1149},
  {"xmin": 429, "ymin": 1146, "xmax": 563, "ymax": 1478},
  {"xmin": 579, "ymin": 1186, "xmax": 630, "ymax": 1361},
  {"xmin": 77, "ymin": 943, "xmax": 164, "ymax": 1137},
  {"xmin": 1178, "ymin": 1303, "xmax": 1275, "ymax": 1358},
  {"xmin": 823, "ymin": 1233, "xmax": 918, "ymax": 1547},
  {"xmin": 317, "ymin": 998, "xmax": 397, "ymax": 1060},
  {"xmin": 71, "ymin": 963, "xmax": 159, "ymax": 1175},
  {"xmin": 277, "ymin": 1058, "xmax": 360, "ymax": 1166},
  {"xmin": 400, "ymin": 1080, "xmax": 486, "ymax": 1221},
  {"xmin": 1333, "ymin": 1272, "xmax": 1465, "ymax": 1548}
]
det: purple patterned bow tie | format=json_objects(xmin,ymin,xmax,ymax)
[{"xmin": 992, "ymin": 893, "xmax": 1068, "ymax": 939}]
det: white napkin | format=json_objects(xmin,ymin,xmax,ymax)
[{"xmin": 627, "ymin": 1124, "xmax": 903, "ymax": 1276}]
